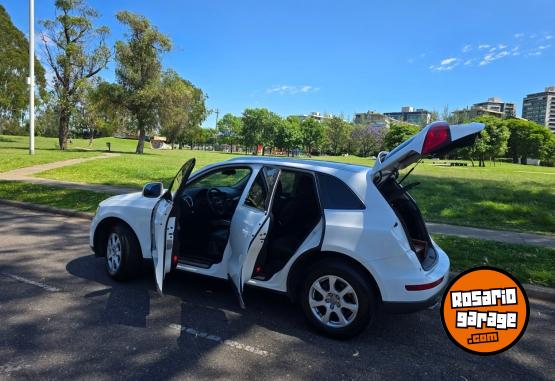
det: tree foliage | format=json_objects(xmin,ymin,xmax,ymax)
[
  {"xmin": 217, "ymin": 113, "xmax": 243, "ymax": 152},
  {"xmin": 325, "ymin": 116, "xmax": 351, "ymax": 155},
  {"xmin": 113, "ymin": 11, "xmax": 171, "ymax": 153},
  {"xmin": 383, "ymin": 123, "xmax": 420, "ymax": 151},
  {"xmin": 301, "ymin": 117, "xmax": 326, "ymax": 155},
  {"xmin": 40, "ymin": 0, "xmax": 110, "ymax": 149},
  {"xmin": 0, "ymin": 5, "xmax": 47, "ymax": 133}
]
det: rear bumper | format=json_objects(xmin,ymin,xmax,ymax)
[{"xmin": 381, "ymin": 280, "xmax": 447, "ymax": 313}]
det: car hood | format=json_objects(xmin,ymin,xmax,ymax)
[{"xmin": 99, "ymin": 191, "xmax": 160, "ymax": 209}]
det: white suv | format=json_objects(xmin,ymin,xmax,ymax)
[{"xmin": 90, "ymin": 121, "xmax": 484, "ymax": 338}]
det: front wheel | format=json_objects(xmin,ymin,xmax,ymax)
[
  {"xmin": 299, "ymin": 259, "xmax": 377, "ymax": 339},
  {"xmin": 105, "ymin": 223, "xmax": 141, "ymax": 281}
]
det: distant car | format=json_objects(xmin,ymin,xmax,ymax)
[{"xmin": 90, "ymin": 121, "xmax": 484, "ymax": 338}]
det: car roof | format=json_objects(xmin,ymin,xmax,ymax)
[
  {"xmin": 225, "ymin": 156, "xmax": 372, "ymax": 175},
  {"xmin": 222, "ymin": 156, "xmax": 373, "ymax": 199}
]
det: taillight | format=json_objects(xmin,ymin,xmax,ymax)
[{"xmin": 422, "ymin": 123, "xmax": 451, "ymax": 155}]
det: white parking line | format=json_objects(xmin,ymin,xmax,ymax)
[
  {"xmin": 169, "ymin": 323, "xmax": 270, "ymax": 357},
  {"xmin": 2, "ymin": 272, "xmax": 60, "ymax": 292}
]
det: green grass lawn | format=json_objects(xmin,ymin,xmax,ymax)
[
  {"xmin": 0, "ymin": 180, "xmax": 114, "ymax": 213},
  {"xmin": 434, "ymin": 235, "xmax": 555, "ymax": 288},
  {"xmin": 2, "ymin": 135, "xmax": 554, "ymax": 234},
  {"xmin": 35, "ymin": 142, "xmax": 555, "ymax": 234},
  {"xmin": 0, "ymin": 134, "xmax": 111, "ymax": 173}
]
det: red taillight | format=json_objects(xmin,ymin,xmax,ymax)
[
  {"xmin": 172, "ymin": 255, "xmax": 178, "ymax": 265},
  {"xmin": 422, "ymin": 123, "xmax": 451, "ymax": 155},
  {"xmin": 405, "ymin": 276, "xmax": 444, "ymax": 291}
]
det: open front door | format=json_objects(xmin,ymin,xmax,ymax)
[
  {"xmin": 371, "ymin": 121, "xmax": 485, "ymax": 177},
  {"xmin": 151, "ymin": 158, "xmax": 195, "ymax": 294},
  {"xmin": 228, "ymin": 166, "xmax": 280, "ymax": 308}
]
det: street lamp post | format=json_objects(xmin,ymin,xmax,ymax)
[{"xmin": 29, "ymin": 0, "xmax": 35, "ymax": 155}]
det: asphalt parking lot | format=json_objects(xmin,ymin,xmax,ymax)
[{"xmin": 1, "ymin": 205, "xmax": 554, "ymax": 380}]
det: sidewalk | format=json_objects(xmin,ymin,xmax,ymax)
[{"xmin": 427, "ymin": 222, "xmax": 555, "ymax": 248}]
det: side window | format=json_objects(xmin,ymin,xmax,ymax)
[
  {"xmin": 188, "ymin": 167, "xmax": 251, "ymax": 189},
  {"xmin": 244, "ymin": 172, "xmax": 268, "ymax": 211},
  {"xmin": 244, "ymin": 166, "xmax": 280, "ymax": 211},
  {"xmin": 316, "ymin": 173, "xmax": 365, "ymax": 210},
  {"xmin": 278, "ymin": 171, "xmax": 296, "ymax": 194}
]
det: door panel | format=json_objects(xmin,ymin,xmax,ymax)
[
  {"xmin": 228, "ymin": 166, "xmax": 280, "ymax": 307},
  {"xmin": 151, "ymin": 158, "xmax": 195, "ymax": 294}
]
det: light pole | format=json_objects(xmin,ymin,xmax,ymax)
[{"xmin": 29, "ymin": 0, "xmax": 35, "ymax": 155}]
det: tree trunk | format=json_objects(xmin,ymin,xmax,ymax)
[
  {"xmin": 135, "ymin": 120, "xmax": 146, "ymax": 154},
  {"xmin": 58, "ymin": 108, "xmax": 70, "ymax": 150}
]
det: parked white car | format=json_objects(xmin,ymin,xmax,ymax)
[{"xmin": 90, "ymin": 121, "xmax": 484, "ymax": 338}]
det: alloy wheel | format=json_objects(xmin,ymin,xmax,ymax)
[
  {"xmin": 309, "ymin": 275, "xmax": 359, "ymax": 328},
  {"xmin": 106, "ymin": 232, "xmax": 122, "ymax": 274}
]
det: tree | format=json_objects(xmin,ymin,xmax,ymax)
[
  {"xmin": 351, "ymin": 125, "xmax": 386, "ymax": 157},
  {"xmin": 157, "ymin": 69, "xmax": 207, "ymax": 148},
  {"xmin": 383, "ymin": 123, "xmax": 420, "ymax": 150},
  {"xmin": 217, "ymin": 113, "xmax": 243, "ymax": 153},
  {"xmin": 275, "ymin": 116, "xmax": 302, "ymax": 155},
  {"xmin": 325, "ymin": 116, "xmax": 350, "ymax": 155},
  {"xmin": 0, "ymin": 5, "xmax": 47, "ymax": 133},
  {"xmin": 301, "ymin": 117, "xmax": 325, "ymax": 155},
  {"xmin": 473, "ymin": 116, "xmax": 509, "ymax": 166},
  {"xmin": 506, "ymin": 119, "xmax": 554, "ymax": 164},
  {"xmin": 40, "ymin": 0, "xmax": 110, "ymax": 149},
  {"xmin": 241, "ymin": 108, "xmax": 276, "ymax": 154},
  {"xmin": 113, "ymin": 11, "xmax": 171, "ymax": 153}
]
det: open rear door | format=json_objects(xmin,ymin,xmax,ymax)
[
  {"xmin": 151, "ymin": 158, "xmax": 195, "ymax": 294},
  {"xmin": 371, "ymin": 121, "xmax": 485, "ymax": 177},
  {"xmin": 228, "ymin": 166, "xmax": 280, "ymax": 308}
]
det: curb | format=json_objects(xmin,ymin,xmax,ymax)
[
  {"xmin": 0, "ymin": 199, "xmax": 93, "ymax": 220},
  {"xmin": 449, "ymin": 271, "xmax": 555, "ymax": 302}
]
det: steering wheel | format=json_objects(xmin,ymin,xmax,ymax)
[{"xmin": 206, "ymin": 187, "xmax": 227, "ymax": 217}]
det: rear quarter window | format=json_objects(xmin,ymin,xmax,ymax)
[{"xmin": 316, "ymin": 173, "xmax": 365, "ymax": 210}]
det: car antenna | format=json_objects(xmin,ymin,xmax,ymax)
[{"xmin": 399, "ymin": 159, "xmax": 422, "ymax": 184}]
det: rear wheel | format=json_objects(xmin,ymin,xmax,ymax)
[
  {"xmin": 299, "ymin": 259, "xmax": 377, "ymax": 339},
  {"xmin": 105, "ymin": 223, "xmax": 141, "ymax": 281}
]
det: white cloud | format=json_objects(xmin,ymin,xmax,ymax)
[
  {"xmin": 538, "ymin": 45, "xmax": 551, "ymax": 50},
  {"xmin": 430, "ymin": 57, "xmax": 459, "ymax": 71},
  {"xmin": 498, "ymin": 44, "xmax": 507, "ymax": 49},
  {"xmin": 528, "ymin": 51, "xmax": 542, "ymax": 56},
  {"xmin": 514, "ymin": 33, "xmax": 525, "ymax": 39},
  {"xmin": 545, "ymin": 35, "xmax": 553, "ymax": 40},
  {"xmin": 462, "ymin": 44, "xmax": 472, "ymax": 53},
  {"xmin": 478, "ymin": 44, "xmax": 490, "ymax": 49},
  {"xmin": 266, "ymin": 85, "xmax": 319, "ymax": 95},
  {"xmin": 440, "ymin": 57, "xmax": 457, "ymax": 65},
  {"xmin": 464, "ymin": 59, "xmax": 475, "ymax": 66}
]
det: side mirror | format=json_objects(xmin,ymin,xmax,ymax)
[{"xmin": 142, "ymin": 182, "xmax": 163, "ymax": 198}]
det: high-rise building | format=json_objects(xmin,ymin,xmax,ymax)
[
  {"xmin": 522, "ymin": 87, "xmax": 555, "ymax": 133},
  {"xmin": 384, "ymin": 106, "xmax": 432, "ymax": 126},
  {"xmin": 473, "ymin": 97, "xmax": 516, "ymax": 118}
]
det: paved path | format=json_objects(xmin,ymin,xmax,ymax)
[
  {"xmin": 0, "ymin": 153, "xmax": 135, "ymax": 194},
  {"xmin": 427, "ymin": 222, "xmax": 555, "ymax": 248},
  {"xmin": 0, "ymin": 205, "xmax": 553, "ymax": 380},
  {"xmin": 0, "ymin": 156, "xmax": 553, "ymax": 247}
]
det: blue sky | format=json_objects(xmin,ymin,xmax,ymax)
[{"xmin": 3, "ymin": 0, "xmax": 555, "ymax": 127}]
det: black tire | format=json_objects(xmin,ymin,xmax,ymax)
[
  {"xmin": 104, "ymin": 223, "xmax": 141, "ymax": 281},
  {"xmin": 299, "ymin": 259, "xmax": 377, "ymax": 339}
]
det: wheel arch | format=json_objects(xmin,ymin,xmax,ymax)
[
  {"xmin": 286, "ymin": 250, "xmax": 382, "ymax": 304},
  {"xmin": 93, "ymin": 217, "xmax": 142, "ymax": 258}
]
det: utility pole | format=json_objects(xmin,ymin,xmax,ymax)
[
  {"xmin": 28, "ymin": 0, "xmax": 35, "ymax": 155},
  {"xmin": 214, "ymin": 109, "xmax": 220, "ymax": 128}
]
